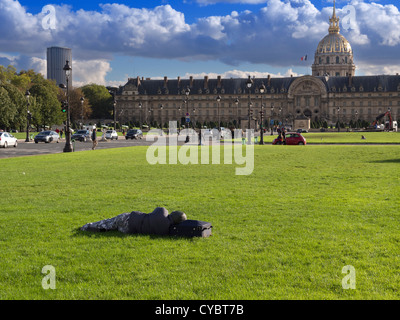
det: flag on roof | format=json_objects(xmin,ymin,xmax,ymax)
[{"xmin": 300, "ymin": 55, "xmax": 308, "ymax": 61}]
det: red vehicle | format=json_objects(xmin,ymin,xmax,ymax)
[{"xmin": 272, "ymin": 132, "xmax": 306, "ymax": 145}]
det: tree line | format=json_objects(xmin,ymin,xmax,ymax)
[{"xmin": 0, "ymin": 65, "xmax": 115, "ymax": 132}]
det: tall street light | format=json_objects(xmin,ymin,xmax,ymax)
[
  {"xmin": 270, "ymin": 105, "xmax": 274, "ymax": 135},
  {"xmin": 234, "ymin": 97, "xmax": 239, "ymax": 129},
  {"xmin": 25, "ymin": 90, "xmax": 31, "ymax": 142},
  {"xmin": 80, "ymin": 97, "xmax": 84, "ymax": 129},
  {"xmin": 160, "ymin": 104, "xmax": 164, "ymax": 135},
  {"xmin": 259, "ymin": 82, "xmax": 266, "ymax": 145},
  {"xmin": 185, "ymin": 86, "xmax": 190, "ymax": 143},
  {"xmin": 246, "ymin": 76, "xmax": 253, "ymax": 144},
  {"xmin": 63, "ymin": 60, "xmax": 73, "ymax": 153},
  {"xmin": 138, "ymin": 102, "xmax": 142, "ymax": 129},
  {"xmin": 216, "ymin": 95, "xmax": 221, "ymax": 132},
  {"xmin": 337, "ymin": 107, "xmax": 341, "ymax": 132}
]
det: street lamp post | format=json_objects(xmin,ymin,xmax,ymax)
[
  {"xmin": 216, "ymin": 95, "xmax": 221, "ymax": 133},
  {"xmin": 259, "ymin": 82, "xmax": 266, "ymax": 145},
  {"xmin": 246, "ymin": 76, "xmax": 253, "ymax": 144},
  {"xmin": 337, "ymin": 107, "xmax": 341, "ymax": 132},
  {"xmin": 185, "ymin": 86, "xmax": 190, "ymax": 143},
  {"xmin": 234, "ymin": 97, "xmax": 239, "ymax": 129},
  {"xmin": 270, "ymin": 105, "xmax": 274, "ymax": 135},
  {"xmin": 63, "ymin": 60, "xmax": 73, "ymax": 153},
  {"xmin": 160, "ymin": 104, "xmax": 164, "ymax": 135},
  {"xmin": 138, "ymin": 102, "xmax": 142, "ymax": 129},
  {"xmin": 355, "ymin": 110, "xmax": 358, "ymax": 130},
  {"xmin": 80, "ymin": 97, "xmax": 84, "ymax": 129},
  {"xmin": 25, "ymin": 90, "xmax": 31, "ymax": 142}
]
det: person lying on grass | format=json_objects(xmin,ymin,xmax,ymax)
[{"xmin": 80, "ymin": 207, "xmax": 187, "ymax": 235}]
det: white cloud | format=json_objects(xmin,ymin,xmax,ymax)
[
  {"xmin": 72, "ymin": 60, "xmax": 112, "ymax": 87},
  {"xmin": 184, "ymin": 68, "xmax": 301, "ymax": 79},
  {"xmin": 1, "ymin": 0, "xmax": 400, "ymax": 83},
  {"xmin": 357, "ymin": 62, "xmax": 400, "ymax": 76}
]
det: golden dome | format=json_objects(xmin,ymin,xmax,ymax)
[{"xmin": 316, "ymin": 33, "xmax": 352, "ymax": 54}]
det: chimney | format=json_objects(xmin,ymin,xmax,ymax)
[
  {"xmin": 217, "ymin": 75, "xmax": 222, "ymax": 88},
  {"xmin": 177, "ymin": 76, "xmax": 181, "ymax": 88},
  {"xmin": 204, "ymin": 76, "xmax": 209, "ymax": 89},
  {"xmin": 190, "ymin": 76, "xmax": 193, "ymax": 87},
  {"xmin": 267, "ymin": 74, "xmax": 271, "ymax": 87},
  {"xmin": 164, "ymin": 76, "xmax": 168, "ymax": 88},
  {"xmin": 348, "ymin": 74, "xmax": 353, "ymax": 87},
  {"xmin": 136, "ymin": 76, "xmax": 141, "ymax": 87}
]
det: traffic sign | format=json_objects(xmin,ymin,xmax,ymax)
[{"xmin": 186, "ymin": 117, "xmax": 190, "ymax": 123}]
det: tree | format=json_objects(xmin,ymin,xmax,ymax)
[
  {"xmin": 68, "ymin": 88, "xmax": 92, "ymax": 126},
  {"xmin": 0, "ymin": 87, "xmax": 14, "ymax": 130},
  {"xmin": 1, "ymin": 83, "xmax": 26, "ymax": 131},
  {"xmin": 29, "ymin": 80, "xmax": 62, "ymax": 130},
  {"xmin": 81, "ymin": 84, "xmax": 113, "ymax": 119}
]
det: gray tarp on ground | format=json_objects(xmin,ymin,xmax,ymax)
[{"xmin": 128, "ymin": 207, "xmax": 173, "ymax": 235}]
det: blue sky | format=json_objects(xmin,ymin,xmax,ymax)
[{"xmin": 1, "ymin": 0, "xmax": 400, "ymax": 87}]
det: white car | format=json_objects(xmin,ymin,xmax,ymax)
[
  {"xmin": 0, "ymin": 132, "xmax": 18, "ymax": 148},
  {"xmin": 105, "ymin": 130, "xmax": 118, "ymax": 140}
]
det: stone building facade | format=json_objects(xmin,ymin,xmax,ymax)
[{"xmin": 115, "ymin": 3, "xmax": 400, "ymax": 129}]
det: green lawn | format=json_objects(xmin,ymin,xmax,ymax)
[
  {"xmin": 258, "ymin": 131, "xmax": 400, "ymax": 144},
  {"xmin": 0, "ymin": 145, "xmax": 399, "ymax": 299}
]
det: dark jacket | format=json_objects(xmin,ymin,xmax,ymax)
[
  {"xmin": 127, "ymin": 207, "xmax": 173, "ymax": 235},
  {"xmin": 92, "ymin": 130, "xmax": 97, "ymax": 141}
]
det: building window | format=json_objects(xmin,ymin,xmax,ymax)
[
  {"xmin": 336, "ymin": 56, "xmax": 339, "ymax": 64},
  {"xmin": 327, "ymin": 57, "xmax": 330, "ymax": 64}
]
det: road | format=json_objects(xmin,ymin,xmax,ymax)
[{"xmin": 0, "ymin": 137, "xmax": 156, "ymax": 159}]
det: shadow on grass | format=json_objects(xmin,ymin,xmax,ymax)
[
  {"xmin": 72, "ymin": 227, "xmax": 198, "ymax": 241},
  {"xmin": 370, "ymin": 159, "xmax": 400, "ymax": 164}
]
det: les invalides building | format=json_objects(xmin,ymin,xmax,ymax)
[{"xmin": 115, "ymin": 3, "xmax": 400, "ymax": 130}]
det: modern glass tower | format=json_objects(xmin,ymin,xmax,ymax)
[{"xmin": 47, "ymin": 46, "xmax": 72, "ymax": 88}]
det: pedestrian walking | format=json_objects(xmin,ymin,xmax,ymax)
[{"xmin": 92, "ymin": 128, "xmax": 98, "ymax": 150}]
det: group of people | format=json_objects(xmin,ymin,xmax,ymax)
[
  {"xmin": 275, "ymin": 127, "xmax": 287, "ymax": 145},
  {"xmin": 55, "ymin": 128, "xmax": 64, "ymax": 139}
]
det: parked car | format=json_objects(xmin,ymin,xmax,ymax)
[
  {"xmin": 71, "ymin": 130, "xmax": 91, "ymax": 142},
  {"xmin": 34, "ymin": 131, "xmax": 60, "ymax": 143},
  {"xmin": 272, "ymin": 132, "xmax": 307, "ymax": 145},
  {"xmin": 125, "ymin": 129, "xmax": 143, "ymax": 140},
  {"xmin": 105, "ymin": 130, "xmax": 118, "ymax": 140},
  {"xmin": 296, "ymin": 129, "xmax": 308, "ymax": 133},
  {"xmin": 0, "ymin": 132, "xmax": 18, "ymax": 148}
]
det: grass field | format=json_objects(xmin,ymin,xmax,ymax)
[{"xmin": 0, "ymin": 143, "xmax": 399, "ymax": 300}]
